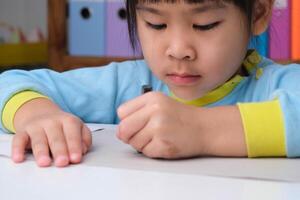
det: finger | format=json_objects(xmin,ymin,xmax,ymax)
[
  {"xmin": 142, "ymin": 139, "xmax": 178, "ymax": 159},
  {"xmin": 128, "ymin": 128, "xmax": 152, "ymax": 152},
  {"xmin": 11, "ymin": 132, "xmax": 29, "ymax": 163},
  {"xmin": 82, "ymin": 125, "xmax": 92, "ymax": 154},
  {"xmin": 117, "ymin": 105, "xmax": 152, "ymax": 143},
  {"xmin": 27, "ymin": 127, "xmax": 52, "ymax": 167},
  {"xmin": 62, "ymin": 120, "xmax": 84, "ymax": 164},
  {"xmin": 45, "ymin": 124, "xmax": 69, "ymax": 167},
  {"xmin": 117, "ymin": 92, "xmax": 153, "ymax": 120},
  {"xmin": 142, "ymin": 139, "xmax": 160, "ymax": 158}
]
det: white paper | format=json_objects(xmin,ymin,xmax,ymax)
[
  {"xmin": 1, "ymin": 124, "xmax": 300, "ymax": 182},
  {"xmin": 83, "ymin": 126, "xmax": 300, "ymax": 183},
  {"xmin": 2, "ymin": 160, "xmax": 299, "ymax": 200},
  {"xmin": 0, "ymin": 134, "xmax": 12, "ymax": 158}
]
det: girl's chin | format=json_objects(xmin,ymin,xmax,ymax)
[{"xmin": 169, "ymin": 87, "xmax": 204, "ymax": 101}]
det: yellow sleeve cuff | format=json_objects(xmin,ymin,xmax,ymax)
[
  {"xmin": 238, "ymin": 100, "xmax": 286, "ymax": 157},
  {"xmin": 2, "ymin": 91, "xmax": 49, "ymax": 133}
]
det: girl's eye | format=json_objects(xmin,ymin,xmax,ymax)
[
  {"xmin": 146, "ymin": 22, "xmax": 167, "ymax": 30},
  {"xmin": 193, "ymin": 21, "xmax": 221, "ymax": 31}
]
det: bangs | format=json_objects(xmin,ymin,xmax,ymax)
[
  {"xmin": 126, "ymin": 0, "xmax": 254, "ymax": 51},
  {"xmin": 134, "ymin": 0, "xmax": 230, "ymax": 4}
]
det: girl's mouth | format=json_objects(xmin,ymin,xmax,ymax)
[{"xmin": 166, "ymin": 73, "xmax": 201, "ymax": 86}]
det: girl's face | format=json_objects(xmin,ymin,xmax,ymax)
[{"xmin": 136, "ymin": 1, "xmax": 250, "ymax": 100}]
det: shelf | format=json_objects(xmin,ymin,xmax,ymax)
[
  {"xmin": 0, "ymin": 42, "xmax": 48, "ymax": 67},
  {"xmin": 48, "ymin": 0, "xmax": 137, "ymax": 71},
  {"xmin": 59, "ymin": 55, "xmax": 138, "ymax": 70},
  {"xmin": 48, "ymin": 0, "xmax": 300, "ymax": 71},
  {"xmin": 276, "ymin": 60, "xmax": 300, "ymax": 64}
]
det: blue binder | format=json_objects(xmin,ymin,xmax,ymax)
[
  {"xmin": 68, "ymin": 0, "xmax": 106, "ymax": 56},
  {"xmin": 248, "ymin": 30, "xmax": 269, "ymax": 57}
]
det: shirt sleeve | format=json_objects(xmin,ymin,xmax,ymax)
[
  {"xmin": 2, "ymin": 91, "xmax": 48, "ymax": 133},
  {"xmin": 0, "ymin": 61, "xmax": 161, "ymax": 133},
  {"xmin": 238, "ymin": 64, "xmax": 300, "ymax": 158},
  {"xmin": 238, "ymin": 100, "xmax": 286, "ymax": 157}
]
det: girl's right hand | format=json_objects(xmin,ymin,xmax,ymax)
[{"xmin": 11, "ymin": 98, "xmax": 92, "ymax": 167}]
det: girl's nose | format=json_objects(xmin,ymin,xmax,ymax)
[{"xmin": 165, "ymin": 37, "xmax": 196, "ymax": 61}]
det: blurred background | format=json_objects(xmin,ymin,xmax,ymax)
[
  {"xmin": 0, "ymin": 0, "xmax": 299, "ymax": 72},
  {"xmin": 0, "ymin": 0, "xmax": 47, "ymax": 36},
  {"xmin": 0, "ymin": 0, "xmax": 48, "ymax": 71}
]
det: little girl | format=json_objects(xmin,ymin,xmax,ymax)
[{"xmin": 1, "ymin": 0, "xmax": 299, "ymax": 168}]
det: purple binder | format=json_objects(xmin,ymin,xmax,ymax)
[
  {"xmin": 269, "ymin": 0, "xmax": 291, "ymax": 60},
  {"xmin": 106, "ymin": 1, "xmax": 141, "ymax": 57}
]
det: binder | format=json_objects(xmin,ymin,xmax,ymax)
[
  {"xmin": 68, "ymin": 0, "xmax": 106, "ymax": 56},
  {"xmin": 291, "ymin": 0, "xmax": 300, "ymax": 60},
  {"xmin": 106, "ymin": 1, "xmax": 140, "ymax": 57},
  {"xmin": 249, "ymin": 31, "xmax": 269, "ymax": 57},
  {"xmin": 269, "ymin": 0, "xmax": 291, "ymax": 60}
]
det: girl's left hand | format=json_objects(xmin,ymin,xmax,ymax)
[{"xmin": 117, "ymin": 92, "xmax": 208, "ymax": 159}]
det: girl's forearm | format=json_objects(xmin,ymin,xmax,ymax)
[{"xmin": 197, "ymin": 106, "xmax": 248, "ymax": 157}]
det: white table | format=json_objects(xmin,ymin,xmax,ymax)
[{"xmin": 1, "ymin": 124, "xmax": 300, "ymax": 200}]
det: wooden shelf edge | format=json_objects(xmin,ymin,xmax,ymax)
[{"xmin": 48, "ymin": 55, "xmax": 140, "ymax": 71}]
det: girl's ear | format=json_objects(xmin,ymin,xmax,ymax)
[{"xmin": 252, "ymin": 0, "xmax": 275, "ymax": 35}]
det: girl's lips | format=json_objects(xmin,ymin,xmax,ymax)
[{"xmin": 166, "ymin": 74, "xmax": 201, "ymax": 85}]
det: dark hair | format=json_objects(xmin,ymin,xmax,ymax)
[{"xmin": 126, "ymin": 0, "xmax": 256, "ymax": 51}]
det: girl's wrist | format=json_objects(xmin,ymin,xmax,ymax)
[
  {"xmin": 184, "ymin": 106, "xmax": 212, "ymax": 157},
  {"xmin": 14, "ymin": 98, "xmax": 61, "ymax": 132},
  {"xmin": 194, "ymin": 106, "xmax": 247, "ymax": 157}
]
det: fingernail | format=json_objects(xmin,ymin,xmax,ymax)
[
  {"xmin": 70, "ymin": 153, "xmax": 81, "ymax": 163},
  {"xmin": 12, "ymin": 152, "xmax": 23, "ymax": 163},
  {"xmin": 55, "ymin": 156, "xmax": 69, "ymax": 167},
  {"xmin": 37, "ymin": 156, "xmax": 51, "ymax": 167}
]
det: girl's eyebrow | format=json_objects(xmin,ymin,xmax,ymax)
[
  {"xmin": 136, "ymin": 3, "xmax": 226, "ymax": 15},
  {"xmin": 191, "ymin": 3, "xmax": 226, "ymax": 14},
  {"xmin": 136, "ymin": 5, "xmax": 164, "ymax": 16}
]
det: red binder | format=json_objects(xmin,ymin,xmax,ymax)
[{"xmin": 291, "ymin": 0, "xmax": 300, "ymax": 60}]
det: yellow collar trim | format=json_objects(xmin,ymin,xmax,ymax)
[
  {"xmin": 171, "ymin": 50, "xmax": 261, "ymax": 107},
  {"xmin": 243, "ymin": 50, "xmax": 262, "ymax": 74},
  {"xmin": 171, "ymin": 75, "xmax": 244, "ymax": 107}
]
